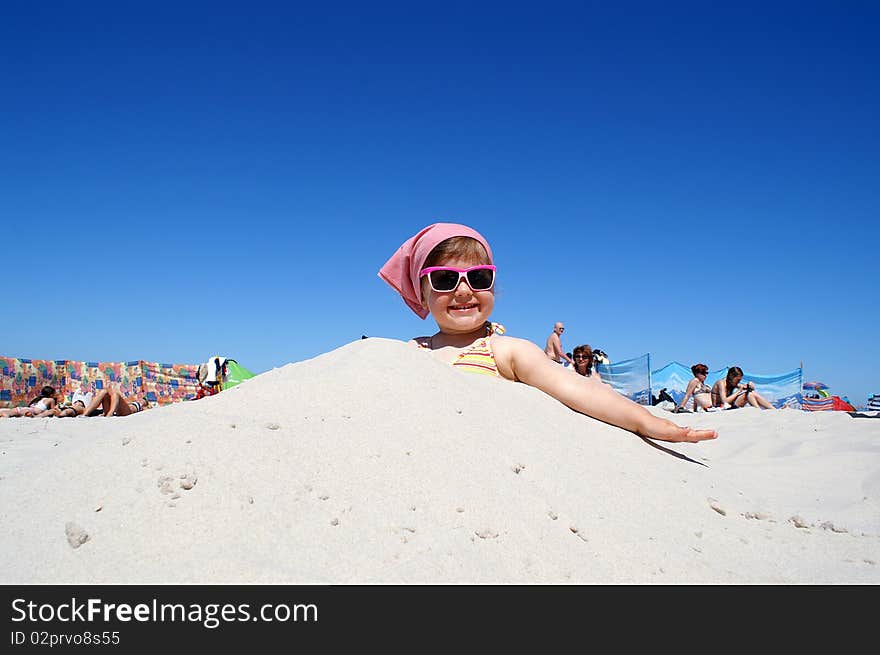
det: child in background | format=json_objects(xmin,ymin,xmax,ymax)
[{"xmin": 379, "ymin": 223, "xmax": 717, "ymax": 443}]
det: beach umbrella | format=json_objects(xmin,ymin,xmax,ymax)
[{"xmin": 803, "ymin": 381, "xmax": 828, "ymax": 390}]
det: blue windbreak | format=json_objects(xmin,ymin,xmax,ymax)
[
  {"xmin": 596, "ymin": 354, "xmax": 652, "ymax": 405},
  {"xmin": 650, "ymin": 362, "xmax": 803, "ymax": 409}
]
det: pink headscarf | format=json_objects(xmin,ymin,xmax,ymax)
[{"xmin": 378, "ymin": 223, "xmax": 493, "ymax": 319}]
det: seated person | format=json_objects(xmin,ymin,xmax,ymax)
[
  {"xmin": 712, "ymin": 366, "xmax": 776, "ymax": 409},
  {"xmin": 571, "ymin": 344, "xmax": 602, "ymax": 381},
  {"xmin": 79, "ymin": 388, "xmax": 151, "ymax": 417},
  {"xmin": 677, "ymin": 363, "xmax": 714, "ymax": 412},
  {"xmin": 0, "ymin": 386, "xmax": 58, "ymax": 418}
]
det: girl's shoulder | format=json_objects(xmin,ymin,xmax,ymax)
[{"xmin": 489, "ymin": 333, "xmax": 539, "ymax": 358}]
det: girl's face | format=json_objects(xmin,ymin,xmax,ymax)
[
  {"xmin": 731, "ymin": 374, "xmax": 742, "ymax": 386},
  {"xmin": 422, "ymin": 257, "xmax": 495, "ymax": 335}
]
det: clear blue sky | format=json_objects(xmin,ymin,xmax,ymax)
[{"xmin": 3, "ymin": 1, "xmax": 877, "ymax": 405}]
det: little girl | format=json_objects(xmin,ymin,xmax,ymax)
[{"xmin": 379, "ymin": 223, "xmax": 717, "ymax": 443}]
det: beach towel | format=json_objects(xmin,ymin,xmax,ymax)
[{"xmin": 70, "ymin": 390, "xmax": 94, "ymax": 406}]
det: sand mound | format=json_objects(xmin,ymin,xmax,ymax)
[{"xmin": 0, "ymin": 338, "xmax": 877, "ymax": 583}]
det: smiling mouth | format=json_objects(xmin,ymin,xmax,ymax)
[{"xmin": 449, "ymin": 304, "xmax": 478, "ymax": 311}]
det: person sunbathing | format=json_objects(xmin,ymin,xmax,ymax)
[
  {"xmin": 0, "ymin": 386, "xmax": 58, "ymax": 418},
  {"xmin": 53, "ymin": 399, "xmax": 87, "ymax": 417},
  {"xmin": 79, "ymin": 388, "xmax": 150, "ymax": 417}
]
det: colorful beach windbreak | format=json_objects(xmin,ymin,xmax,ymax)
[
  {"xmin": 650, "ymin": 362, "xmax": 803, "ymax": 409},
  {"xmin": 0, "ymin": 356, "xmax": 199, "ymax": 408}
]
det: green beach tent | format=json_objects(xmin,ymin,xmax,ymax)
[
  {"xmin": 197, "ymin": 356, "xmax": 257, "ymax": 393},
  {"xmin": 224, "ymin": 359, "xmax": 256, "ymax": 389}
]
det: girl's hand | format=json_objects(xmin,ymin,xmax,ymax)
[{"xmin": 637, "ymin": 415, "xmax": 718, "ymax": 443}]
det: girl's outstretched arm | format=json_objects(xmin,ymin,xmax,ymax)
[{"xmin": 494, "ymin": 337, "xmax": 717, "ymax": 443}]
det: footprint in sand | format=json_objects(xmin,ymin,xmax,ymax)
[
  {"xmin": 157, "ymin": 471, "xmax": 197, "ymax": 496},
  {"xmin": 157, "ymin": 476, "xmax": 176, "ymax": 495},
  {"xmin": 179, "ymin": 473, "xmax": 198, "ymax": 491},
  {"xmin": 789, "ymin": 515, "xmax": 810, "ymax": 529},
  {"xmin": 65, "ymin": 522, "xmax": 89, "ymax": 549},
  {"xmin": 393, "ymin": 526, "xmax": 416, "ymax": 544}
]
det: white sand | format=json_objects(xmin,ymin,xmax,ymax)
[{"xmin": 0, "ymin": 338, "xmax": 877, "ymax": 584}]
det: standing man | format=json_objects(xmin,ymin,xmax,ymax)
[{"xmin": 544, "ymin": 322, "xmax": 574, "ymax": 366}]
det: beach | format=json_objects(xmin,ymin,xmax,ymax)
[{"xmin": 1, "ymin": 337, "xmax": 877, "ymax": 584}]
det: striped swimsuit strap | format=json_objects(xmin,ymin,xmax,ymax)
[
  {"xmin": 451, "ymin": 337, "xmax": 499, "ymax": 377},
  {"xmin": 417, "ymin": 322, "xmax": 505, "ymax": 378}
]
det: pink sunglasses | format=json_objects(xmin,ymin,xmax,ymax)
[{"xmin": 419, "ymin": 265, "xmax": 496, "ymax": 292}]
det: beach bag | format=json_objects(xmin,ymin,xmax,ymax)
[{"xmin": 196, "ymin": 356, "xmax": 228, "ymax": 399}]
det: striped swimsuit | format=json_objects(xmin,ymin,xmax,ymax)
[{"xmin": 417, "ymin": 322, "xmax": 506, "ymax": 378}]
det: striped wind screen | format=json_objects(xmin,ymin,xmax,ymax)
[{"xmin": 802, "ymin": 397, "xmax": 834, "ymax": 411}]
